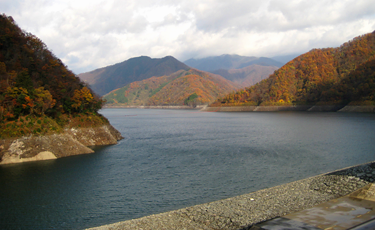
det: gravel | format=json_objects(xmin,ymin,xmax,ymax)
[{"xmin": 88, "ymin": 161, "xmax": 375, "ymax": 230}]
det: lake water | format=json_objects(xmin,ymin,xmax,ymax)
[{"xmin": 1, "ymin": 109, "xmax": 375, "ymax": 229}]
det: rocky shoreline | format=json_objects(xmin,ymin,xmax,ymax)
[
  {"xmin": 203, "ymin": 105, "xmax": 375, "ymax": 112},
  {"xmin": 0, "ymin": 124, "xmax": 123, "ymax": 165},
  {"xmin": 88, "ymin": 161, "xmax": 375, "ymax": 230},
  {"xmin": 103, "ymin": 104, "xmax": 375, "ymax": 112},
  {"xmin": 103, "ymin": 105, "xmax": 207, "ymax": 110}
]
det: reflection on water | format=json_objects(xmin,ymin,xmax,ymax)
[{"xmin": 1, "ymin": 109, "xmax": 375, "ymax": 229}]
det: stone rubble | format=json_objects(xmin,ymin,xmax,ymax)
[{"xmin": 88, "ymin": 162, "xmax": 375, "ymax": 230}]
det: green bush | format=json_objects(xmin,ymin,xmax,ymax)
[{"xmin": 184, "ymin": 93, "xmax": 199, "ymax": 105}]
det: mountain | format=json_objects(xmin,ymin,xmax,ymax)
[
  {"xmin": 0, "ymin": 14, "xmax": 114, "ymax": 138},
  {"xmin": 184, "ymin": 54, "xmax": 282, "ymax": 88},
  {"xmin": 184, "ymin": 54, "xmax": 257, "ymax": 71},
  {"xmin": 211, "ymin": 65, "xmax": 279, "ymax": 88},
  {"xmin": 104, "ymin": 68, "xmax": 239, "ymax": 106},
  {"xmin": 319, "ymin": 58, "xmax": 375, "ymax": 105},
  {"xmin": 184, "ymin": 54, "xmax": 283, "ymax": 71},
  {"xmin": 0, "ymin": 15, "xmax": 103, "ymax": 119},
  {"xmin": 237, "ymin": 57, "xmax": 284, "ymax": 68},
  {"xmin": 78, "ymin": 56, "xmax": 190, "ymax": 96},
  {"xmin": 212, "ymin": 31, "xmax": 375, "ymax": 107}
]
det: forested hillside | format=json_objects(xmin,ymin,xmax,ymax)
[
  {"xmin": 104, "ymin": 69, "xmax": 239, "ymax": 106},
  {"xmin": 0, "ymin": 14, "xmax": 106, "ymax": 138},
  {"xmin": 212, "ymin": 31, "xmax": 375, "ymax": 107},
  {"xmin": 78, "ymin": 56, "xmax": 190, "ymax": 96}
]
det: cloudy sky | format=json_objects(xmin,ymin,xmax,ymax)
[{"xmin": 2, "ymin": 0, "xmax": 375, "ymax": 74}]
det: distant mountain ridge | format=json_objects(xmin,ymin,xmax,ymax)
[
  {"xmin": 184, "ymin": 54, "xmax": 282, "ymax": 88},
  {"xmin": 211, "ymin": 65, "xmax": 279, "ymax": 87},
  {"xmin": 184, "ymin": 54, "xmax": 283, "ymax": 71},
  {"xmin": 237, "ymin": 57, "xmax": 284, "ymax": 68},
  {"xmin": 78, "ymin": 56, "xmax": 190, "ymax": 96}
]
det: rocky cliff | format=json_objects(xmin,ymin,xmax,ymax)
[{"xmin": 0, "ymin": 125, "xmax": 123, "ymax": 165}]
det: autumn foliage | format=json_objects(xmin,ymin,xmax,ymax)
[
  {"xmin": 104, "ymin": 69, "xmax": 239, "ymax": 106},
  {"xmin": 0, "ymin": 14, "xmax": 105, "ymax": 137},
  {"xmin": 212, "ymin": 31, "xmax": 375, "ymax": 107},
  {"xmin": 0, "ymin": 14, "xmax": 104, "ymax": 120}
]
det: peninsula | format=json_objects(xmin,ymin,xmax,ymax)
[{"xmin": 0, "ymin": 14, "xmax": 122, "ymax": 164}]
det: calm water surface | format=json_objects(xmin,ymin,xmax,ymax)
[{"xmin": 1, "ymin": 109, "xmax": 375, "ymax": 229}]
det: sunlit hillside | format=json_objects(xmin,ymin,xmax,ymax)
[
  {"xmin": 104, "ymin": 69, "xmax": 239, "ymax": 106},
  {"xmin": 212, "ymin": 31, "xmax": 375, "ymax": 107}
]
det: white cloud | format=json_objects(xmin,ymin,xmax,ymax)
[{"xmin": 1, "ymin": 0, "xmax": 374, "ymax": 73}]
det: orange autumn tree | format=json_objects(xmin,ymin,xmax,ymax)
[
  {"xmin": 71, "ymin": 87, "xmax": 94, "ymax": 113},
  {"xmin": 1, "ymin": 86, "xmax": 56, "ymax": 119},
  {"xmin": 33, "ymin": 87, "xmax": 56, "ymax": 115}
]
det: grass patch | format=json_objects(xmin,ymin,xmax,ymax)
[
  {"xmin": 0, "ymin": 112, "xmax": 109, "ymax": 139},
  {"xmin": 0, "ymin": 115, "xmax": 62, "ymax": 139},
  {"xmin": 104, "ymin": 86, "xmax": 129, "ymax": 104},
  {"xmin": 59, "ymin": 113, "xmax": 109, "ymax": 129},
  {"xmin": 184, "ymin": 93, "xmax": 198, "ymax": 105}
]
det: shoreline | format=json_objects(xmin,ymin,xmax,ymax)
[
  {"xmin": 0, "ymin": 124, "xmax": 123, "ymax": 165},
  {"xmin": 103, "ymin": 105, "xmax": 375, "ymax": 112},
  {"xmin": 88, "ymin": 161, "xmax": 375, "ymax": 230},
  {"xmin": 202, "ymin": 105, "xmax": 375, "ymax": 112},
  {"xmin": 103, "ymin": 105, "xmax": 205, "ymax": 110}
]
